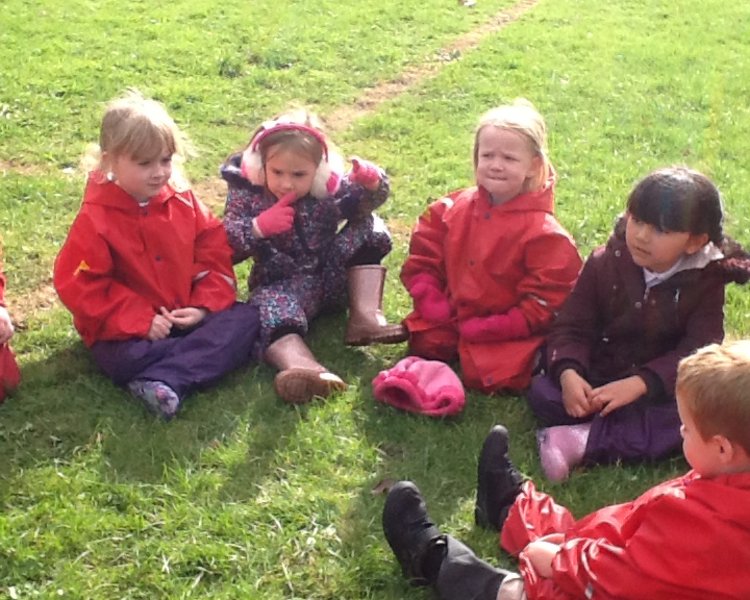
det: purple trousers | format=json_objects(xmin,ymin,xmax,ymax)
[
  {"xmin": 526, "ymin": 374, "xmax": 682, "ymax": 464},
  {"xmin": 91, "ymin": 303, "xmax": 260, "ymax": 400}
]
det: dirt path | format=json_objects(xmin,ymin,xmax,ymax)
[
  {"xmin": 184, "ymin": 0, "xmax": 540, "ymax": 209},
  {"xmin": 6, "ymin": 0, "xmax": 540, "ymax": 322},
  {"xmin": 324, "ymin": 0, "xmax": 539, "ymax": 134}
]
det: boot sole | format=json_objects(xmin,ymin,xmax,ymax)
[
  {"xmin": 345, "ymin": 326, "xmax": 409, "ymax": 346},
  {"xmin": 274, "ymin": 368, "xmax": 347, "ymax": 404}
]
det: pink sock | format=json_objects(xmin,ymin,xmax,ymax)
[{"xmin": 537, "ymin": 423, "xmax": 591, "ymax": 482}]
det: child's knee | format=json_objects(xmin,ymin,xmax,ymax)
[{"xmin": 409, "ymin": 328, "xmax": 458, "ymax": 362}]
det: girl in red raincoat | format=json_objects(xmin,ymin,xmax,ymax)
[
  {"xmin": 54, "ymin": 90, "xmax": 260, "ymax": 420},
  {"xmin": 400, "ymin": 100, "xmax": 581, "ymax": 393},
  {"xmin": 0, "ymin": 257, "xmax": 21, "ymax": 403}
]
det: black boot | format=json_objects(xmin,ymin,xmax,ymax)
[
  {"xmin": 475, "ymin": 425, "xmax": 524, "ymax": 531},
  {"xmin": 382, "ymin": 481, "xmax": 448, "ymax": 586}
]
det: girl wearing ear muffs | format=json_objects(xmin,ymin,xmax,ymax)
[{"xmin": 220, "ymin": 108, "xmax": 406, "ymax": 404}]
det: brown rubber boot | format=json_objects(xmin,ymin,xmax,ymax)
[
  {"xmin": 264, "ymin": 333, "xmax": 347, "ymax": 404},
  {"xmin": 344, "ymin": 265, "xmax": 408, "ymax": 346}
]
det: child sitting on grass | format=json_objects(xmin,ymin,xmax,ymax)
[
  {"xmin": 528, "ymin": 166, "xmax": 750, "ymax": 481},
  {"xmin": 54, "ymin": 90, "xmax": 260, "ymax": 420},
  {"xmin": 220, "ymin": 108, "xmax": 405, "ymax": 405},
  {"xmin": 399, "ymin": 100, "xmax": 581, "ymax": 394},
  {"xmin": 0, "ymin": 260, "xmax": 21, "ymax": 403},
  {"xmin": 383, "ymin": 340, "xmax": 750, "ymax": 599}
]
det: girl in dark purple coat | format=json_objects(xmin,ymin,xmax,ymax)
[{"xmin": 527, "ymin": 166, "xmax": 750, "ymax": 481}]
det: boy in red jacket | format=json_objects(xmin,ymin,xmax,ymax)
[{"xmin": 383, "ymin": 340, "xmax": 750, "ymax": 599}]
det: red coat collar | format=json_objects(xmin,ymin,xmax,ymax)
[{"xmin": 83, "ymin": 171, "xmax": 176, "ymax": 211}]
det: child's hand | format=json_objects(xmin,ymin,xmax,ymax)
[
  {"xmin": 560, "ymin": 369, "xmax": 595, "ymax": 418},
  {"xmin": 253, "ymin": 192, "xmax": 298, "ymax": 238},
  {"xmin": 349, "ymin": 157, "xmax": 381, "ymax": 191},
  {"xmin": 0, "ymin": 306, "xmax": 14, "ymax": 345},
  {"xmin": 591, "ymin": 375, "xmax": 646, "ymax": 416},
  {"xmin": 164, "ymin": 307, "xmax": 207, "ymax": 330},
  {"xmin": 459, "ymin": 308, "xmax": 529, "ymax": 343},
  {"xmin": 522, "ymin": 540, "xmax": 560, "ymax": 578},
  {"xmin": 147, "ymin": 311, "xmax": 173, "ymax": 340},
  {"xmin": 408, "ymin": 274, "xmax": 452, "ymax": 323}
]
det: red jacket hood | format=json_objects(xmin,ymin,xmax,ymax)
[
  {"xmin": 474, "ymin": 168, "xmax": 556, "ymax": 215},
  {"xmin": 83, "ymin": 171, "xmax": 178, "ymax": 211}
]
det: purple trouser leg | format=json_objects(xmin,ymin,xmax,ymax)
[
  {"xmin": 91, "ymin": 303, "xmax": 260, "ymax": 399},
  {"xmin": 526, "ymin": 374, "xmax": 682, "ymax": 464}
]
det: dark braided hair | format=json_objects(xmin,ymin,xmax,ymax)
[{"xmin": 627, "ymin": 166, "xmax": 724, "ymax": 244}]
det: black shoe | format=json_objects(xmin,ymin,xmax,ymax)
[
  {"xmin": 475, "ymin": 425, "xmax": 524, "ymax": 531},
  {"xmin": 382, "ymin": 481, "xmax": 447, "ymax": 586}
]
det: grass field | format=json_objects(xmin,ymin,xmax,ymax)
[{"xmin": 2, "ymin": 0, "xmax": 750, "ymax": 598}]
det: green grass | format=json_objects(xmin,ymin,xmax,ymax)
[{"xmin": 2, "ymin": 0, "xmax": 750, "ymax": 597}]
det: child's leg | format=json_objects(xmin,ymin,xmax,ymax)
[
  {"xmin": 0, "ymin": 343, "xmax": 21, "ymax": 402},
  {"xmin": 252, "ymin": 276, "xmax": 323, "ymax": 351},
  {"xmin": 264, "ymin": 333, "xmax": 346, "ymax": 404},
  {"xmin": 343, "ymin": 265, "xmax": 408, "ymax": 346},
  {"xmin": 253, "ymin": 276, "xmax": 346, "ymax": 403},
  {"xmin": 500, "ymin": 481, "xmax": 575, "ymax": 557},
  {"xmin": 383, "ymin": 481, "xmax": 515, "ymax": 600},
  {"xmin": 435, "ymin": 536, "xmax": 517, "ymax": 600},
  {"xmin": 475, "ymin": 425, "xmax": 524, "ymax": 531},
  {"xmin": 322, "ymin": 213, "xmax": 393, "ymax": 308},
  {"xmin": 526, "ymin": 373, "xmax": 590, "ymax": 426},
  {"xmin": 408, "ymin": 323, "xmax": 459, "ymax": 363},
  {"xmin": 584, "ymin": 399, "xmax": 682, "ymax": 463},
  {"xmin": 91, "ymin": 302, "xmax": 260, "ymax": 399}
]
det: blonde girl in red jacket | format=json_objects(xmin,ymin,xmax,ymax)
[
  {"xmin": 54, "ymin": 90, "xmax": 260, "ymax": 420},
  {"xmin": 400, "ymin": 100, "xmax": 582, "ymax": 393}
]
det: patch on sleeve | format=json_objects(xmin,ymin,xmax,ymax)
[{"xmin": 73, "ymin": 260, "xmax": 90, "ymax": 276}]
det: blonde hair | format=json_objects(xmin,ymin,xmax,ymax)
[
  {"xmin": 240, "ymin": 107, "xmax": 345, "ymax": 199},
  {"xmin": 473, "ymin": 99, "xmax": 550, "ymax": 192},
  {"xmin": 677, "ymin": 341, "xmax": 750, "ymax": 454},
  {"xmin": 82, "ymin": 89, "xmax": 193, "ymax": 190},
  {"xmin": 250, "ymin": 108, "xmax": 328, "ymax": 166}
]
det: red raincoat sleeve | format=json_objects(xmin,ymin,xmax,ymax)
[
  {"xmin": 516, "ymin": 226, "xmax": 582, "ymax": 331},
  {"xmin": 53, "ymin": 213, "xmax": 155, "ymax": 344},
  {"xmin": 532, "ymin": 480, "xmax": 745, "ymax": 599},
  {"xmin": 400, "ymin": 198, "xmax": 451, "ymax": 290},
  {"xmin": 187, "ymin": 196, "xmax": 236, "ymax": 312}
]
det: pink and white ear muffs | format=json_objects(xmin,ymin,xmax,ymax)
[{"xmin": 240, "ymin": 121, "xmax": 343, "ymax": 199}]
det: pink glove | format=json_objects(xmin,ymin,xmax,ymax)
[
  {"xmin": 254, "ymin": 192, "xmax": 297, "ymax": 238},
  {"xmin": 459, "ymin": 307, "xmax": 530, "ymax": 343},
  {"xmin": 372, "ymin": 356, "xmax": 465, "ymax": 417},
  {"xmin": 350, "ymin": 157, "xmax": 381, "ymax": 190},
  {"xmin": 408, "ymin": 273, "xmax": 452, "ymax": 323}
]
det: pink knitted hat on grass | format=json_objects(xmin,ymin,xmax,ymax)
[{"xmin": 372, "ymin": 356, "xmax": 465, "ymax": 417}]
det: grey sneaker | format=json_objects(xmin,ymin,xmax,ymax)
[{"xmin": 127, "ymin": 379, "xmax": 181, "ymax": 420}]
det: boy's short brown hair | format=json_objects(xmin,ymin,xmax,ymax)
[{"xmin": 676, "ymin": 341, "xmax": 750, "ymax": 454}]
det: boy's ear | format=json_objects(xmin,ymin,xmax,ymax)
[
  {"xmin": 685, "ymin": 232, "xmax": 710, "ymax": 255},
  {"xmin": 714, "ymin": 434, "xmax": 744, "ymax": 466}
]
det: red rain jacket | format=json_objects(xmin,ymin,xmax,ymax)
[
  {"xmin": 501, "ymin": 474, "xmax": 750, "ymax": 599},
  {"xmin": 54, "ymin": 173, "xmax": 237, "ymax": 346},
  {"xmin": 401, "ymin": 175, "xmax": 581, "ymax": 391}
]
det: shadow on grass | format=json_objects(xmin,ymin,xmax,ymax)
[{"xmin": 0, "ymin": 340, "xmax": 310, "ymax": 497}]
